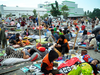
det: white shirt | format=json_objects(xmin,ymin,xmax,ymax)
[
  {"xmin": 89, "ymin": 38, "xmax": 97, "ymax": 49},
  {"xmin": 17, "ymin": 23, "xmax": 20, "ymax": 28},
  {"xmin": 95, "ymin": 18, "xmax": 99, "ymax": 24}
]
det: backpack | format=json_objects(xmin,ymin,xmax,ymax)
[{"xmin": 83, "ymin": 54, "xmax": 93, "ymax": 62}]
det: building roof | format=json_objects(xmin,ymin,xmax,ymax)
[{"xmin": 4, "ymin": 7, "xmax": 47, "ymax": 11}]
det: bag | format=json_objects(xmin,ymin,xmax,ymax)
[
  {"xmin": 83, "ymin": 54, "xmax": 90, "ymax": 62},
  {"xmin": 68, "ymin": 63, "xmax": 94, "ymax": 75}
]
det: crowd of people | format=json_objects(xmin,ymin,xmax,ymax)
[{"xmin": 0, "ymin": 16, "xmax": 100, "ymax": 75}]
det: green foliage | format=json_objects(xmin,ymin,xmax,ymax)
[
  {"xmin": 55, "ymin": 1, "xmax": 59, "ymax": 9},
  {"xmin": 40, "ymin": 14, "xmax": 48, "ymax": 19},
  {"xmin": 62, "ymin": 12, "xmax": 69, "ymax": 19},
  {"xmin": 33, "ymin": 9, "xmax": 37, "ymax": 17},
  {"xmin": 0, "ymin": 12, "xmax": 1, "ymax": 17},
  {"xmin": 6, "ymin": 13, "xmax": 12, "ymax": 17},
  {"xmin": 61, "ymin": 5, "xmax": 69, "ymax": 19},
  {"xmin": 84, "ymin": 11, "xmax": 87, "ymax": 16},
  {"xmin": 61, "ymin": 5, "xmax": 69, "ymax": 12},
  {"xmin": 40, "ymin": 16, "xmax": 43, "ymax": 19},
  {"xmin": 21, "ymin": 15, "xmax": 27, "ymax": 18},
  {"xmin": 88, "ymin": 8, "xmax": 100, "ymax": 19},
  {"xmin": 50, "ymin": 1, "xmax": 61, "ymax": 17},
  {"xmin": 43, "ymin": 14, "xmax": 48, "ymax": 18}
]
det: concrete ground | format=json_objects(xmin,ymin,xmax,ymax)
[
  {"xmin": 1, "ymin": 24, "xmax": 100, "ymax": 75},
  {"xmin": 1, "ymin": 46, "xmax": 100, "ymax": 75}
]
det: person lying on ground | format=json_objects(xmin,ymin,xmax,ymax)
[
  {"xmin": 5, "ymin": 47, "xmax": 37, "ymax": 59},
  {"xmin": 54, "ymin": 35, "xmax": 70, "ymax": 55},
  {"xmin": 89, "ymin": 59, "xmax": 100, "ymax": 75}
]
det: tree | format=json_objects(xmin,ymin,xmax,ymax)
[
  {"xmin": 50, "ymin": 1, "xmax": 61, "ymax": 17},
  {"xmin": 84, "ymin": 11, "xmax": 87, "ymax": 16},
  {"xmin": 87, "ymin": 10, "xmax": 90, "ymax": 15},
  {"xmin": 63, "ymin": 12, "xmax": 69, "ymax": 19},
  {"xmin": 6, "ymin": 13, "xmax": 12, "ymax": 17},
  {"xmin": 61, "ymin": 5, "xmax": 69, "ymax": 19},
  {"xmin": 61, "ymin": 5, "xmax": 69, "ymax": 13},
  {"xmin": 89, "ymin": 8, "xmax": 100, "ymax": 19},
  {"xmin": 43, "ymin": 14, "xmax": 48, "ymax": 19},
  {"xmin": 0, "ymin": 12, "xmax": 1, "ymax": 17},
  {"xmin": 33, "ymin": 9, "xmax": 37, "ymax": 17},
  {"xmin": 40, "ymin": 16, "xmax": 43, "ymax": 19},
  {"xmin": 21, "ymin": 15, "xmax": 27, "ymax": 18}
]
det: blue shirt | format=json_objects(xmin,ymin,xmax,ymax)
[
  {"xmin": 9, "ymin": 35, "xmax": 16, "ymax": 42},
  {"xmin": 96, "ymin": 35, "xmax": 100, "ymax": 42}
]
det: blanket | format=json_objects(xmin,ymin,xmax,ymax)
[{"xmin": 1, "ymin": 58, "xmax": 31, "ymax": 66}]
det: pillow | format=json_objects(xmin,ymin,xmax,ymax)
[
  {"xmin": 38, "ymin": 47, "xmax": 46, "ymax": 52},
  {"xmin": 31, "ymin": 54, "xmax": 38, "ymax": 61},
  {"xmin": 31, "ymin": 52, "xmax": 41, "ymax": 61},
  {"xmin": 36, "ymin": 43, "xmax": 42, "ymax": 48},
  {"xmin": 1, "ymin": 58, "xmax": 31, "ymax": 66}
]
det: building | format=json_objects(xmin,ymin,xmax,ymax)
[
  {"xmin": 0, "ymin": 5, "xmax": 47, "ymax": 18},
  {"xmin": 0, "ymin": 0, "xmax": 84, "ymax": 18},
  {"xmin": 38, "ymin": 0, "xmax": 84, "ymax": 18}
]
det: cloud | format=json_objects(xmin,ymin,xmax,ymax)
[{"xmin": 0, "ymin": 0, "xmax": 7, "ymax": 1}]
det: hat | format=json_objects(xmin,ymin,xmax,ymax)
[
  {"xmin": 90, "ymin": 34, "xmax": 95, "ymax": 38},
  {"xmin": 57, "ymin": 30, "xmax": 60, "ymax": 32}
]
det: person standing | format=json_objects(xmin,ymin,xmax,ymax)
[
  {"xmin": 81, "ymin": 24, "xmax": 86, "ymax": 31},
  {"xmin": 95, "ymin": 17, "xmax": 99, "ymax": 25},
  {"xmin": 21, "ymin": 18, "xmax": 26, "ymax": 31},
  {"xmin": 92, "ymin": 19, "xmax": 95, "ymax": 30}
]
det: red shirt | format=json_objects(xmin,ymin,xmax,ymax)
[
  {"xmin": 21, "ymin": 21, "xmax": 26, "ymax": 26},
  {"xmin": 81, "ymin": 25, "xmax": 85, "ymax": 30}
]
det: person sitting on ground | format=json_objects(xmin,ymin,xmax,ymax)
[
  {"xmin": 54, "ymin": 25, "xmax": 59, "ymax": 34},
  {"xmin": 81, "ymin": 24, "xmax": 86, "ymax": 31},
  {"xmin": 80, "ymin": 34, "xmax": 98, "ymax": 52},
  {"xmin": 41, "ymin": 50, "xmax": 59, "ymax": 75},
  {"xmin": 63, "ymin": 30, "xmax": 70, "ymax": 41},
  {"xmin": 59, "ymin": 29, "xmax": 63, "ymax": 35},
  {"xmin": 24, "ymin": 29, "xmax": 30, "ymax": 36},
  {"xmin": 48, "ymin": 29, "xmax": 56, "ymax": 42},
  {"xmin": 9, "ymin": 33, "xmax": 24, "ymax": 46},
  {"xmin": 54, "ymin": 35, "xmax": 70, "ymax": 55},
  {"xmin": 96, "ymin": 31, "xmax": 100, "ymax": 42},
  {"xmin": 81, "ymin": 30, "xmax": 88, "ymax": 43},
  {"xmin": 54, "ymin": 30, "xmax": 60, "ymax": 41},
  {"xmin": 16, "ymin": 22, "xmax": 20, "ymax": 29},
  {"xmin": 10, "ymin": 19, "xmax": 15, "ymax": 26}
]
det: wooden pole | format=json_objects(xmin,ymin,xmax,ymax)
[
  {"xmin": 38, "ymin": 13, "xmax": 41, "ymax": 44},
  {"xmin": 73, "ymin": 29, "xmax": 79, "ymax": 50}
]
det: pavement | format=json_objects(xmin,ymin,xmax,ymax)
[{"xmin": 1, "ymin": 23, "xmax": 100, "ymax": 75}]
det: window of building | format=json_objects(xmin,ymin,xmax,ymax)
[{"xmin": 40, "ymin": 6, "xmax": 43, "ymax": 8}]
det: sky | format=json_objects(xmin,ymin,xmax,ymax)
[{"xmin": 0, "ymin": 0, "xmax": 100, "ymax": 12}]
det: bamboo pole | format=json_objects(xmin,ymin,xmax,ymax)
[
  {"xmin": 38, "ymin": 13, "xmax": 41, "ymax": 44},
  {"xmin": 73, "ymin": 29, "xmax": 79, "ymax": 50}
]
